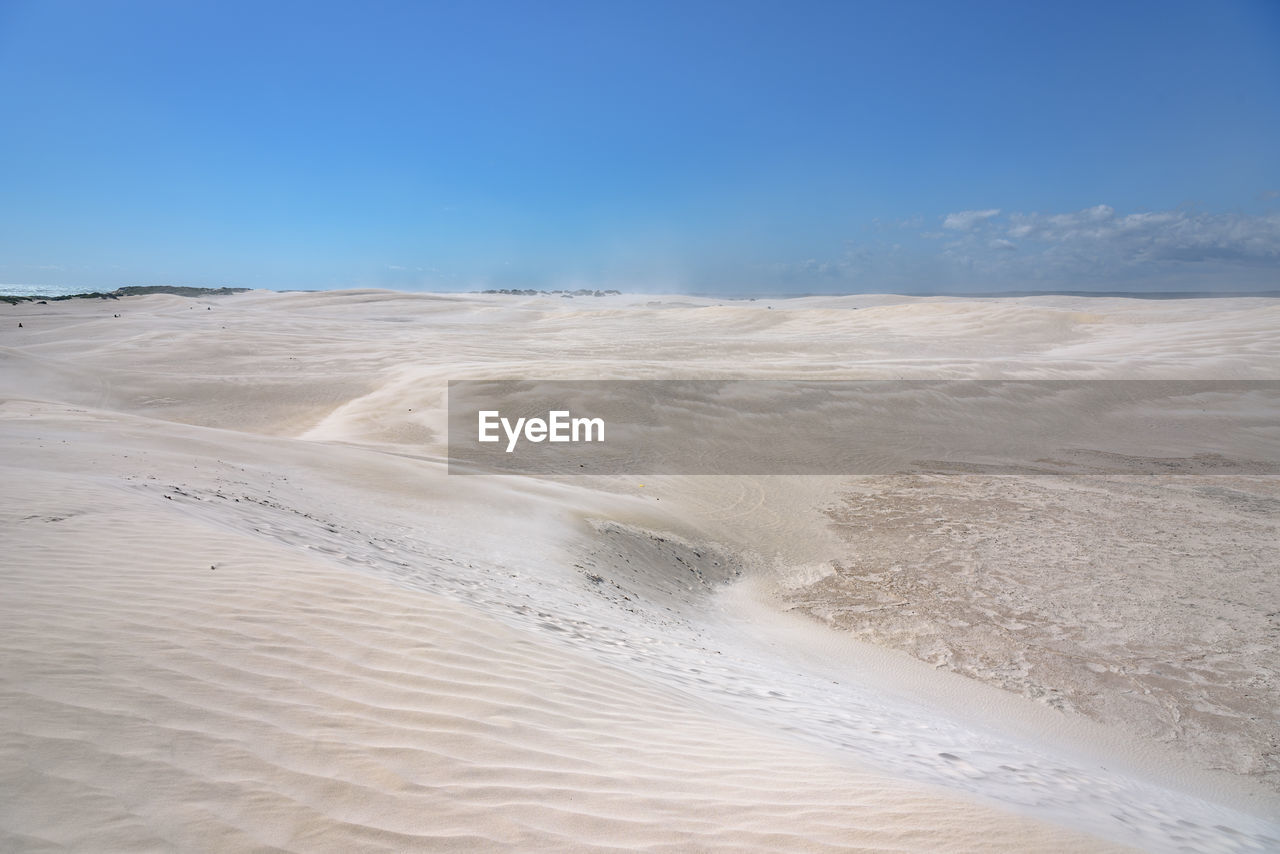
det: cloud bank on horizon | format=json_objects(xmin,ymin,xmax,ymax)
[
  {"xmin": 775, "ymin": 203, "xmax": 1280, "ymax": 294},
  {"xmin": 0, "ymin": 1, "xmax": 1277, "ymax": 295}
]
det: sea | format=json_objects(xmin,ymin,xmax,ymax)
[{"xmin": 0, "ymin": 283, "xmax": 95, "ymax": 298}]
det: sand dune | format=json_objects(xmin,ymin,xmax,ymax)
[
  {"xmin": 1, "ymin": 464, "xmax": 1131, "ymax": 853},
  {"xmin": 2, "ymin": 290, "xmax": 1279, "ymax": 852}
]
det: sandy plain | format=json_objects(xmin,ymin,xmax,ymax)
[{"xmin": 1, "ymin": 289, "xmax": 1278, "ymax": 852}]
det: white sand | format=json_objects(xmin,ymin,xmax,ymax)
[{"xmin": 2, "ymin": 290, "xmax": 1278, "ymax": 852}]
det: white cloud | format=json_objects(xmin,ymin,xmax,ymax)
[
  {"xmin": 942, "ymin": 209, "xmax": 1001, "ymax": 231},
  {"xmin": 784, "ymin": 203, "xmax": 1280, "ymax": 292},
  {"xmin": 1001, "ymin": 205, "xmax": 1280, "ymax": 264}
]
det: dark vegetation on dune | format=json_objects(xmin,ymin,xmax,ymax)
[
  {"xmin": 479, "ymin": 288, "xmax": 623, "ymax": 297},
  {"xmin": 2, "ymin": 286, "xmax": 251, "ymax": 305}
]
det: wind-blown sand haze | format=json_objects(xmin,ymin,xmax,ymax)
[{"xmin": 2, "ymin": 289, "xmax": 1278, "ymax": 852}]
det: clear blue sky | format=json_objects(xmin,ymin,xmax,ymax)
[{"xmin": 2, "ymin": 0, "xmax": 1278, "ymax": 294}]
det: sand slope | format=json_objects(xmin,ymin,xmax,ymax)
[{"xmin": 1, "ymin": 452, "xmax": 1126, "ymax": 853}]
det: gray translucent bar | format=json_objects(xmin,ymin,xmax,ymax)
[{"xmin": 447, "ymin": 380, "xmax": 1280, "ymax": 475}]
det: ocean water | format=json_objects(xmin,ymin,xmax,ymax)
[{"xmin": 0, "ymin": 283, "xmax": 94, "ymax": 298}]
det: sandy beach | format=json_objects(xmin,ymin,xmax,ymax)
[{"xmin": 2, "ymin": 289, "xmax": 1278, "ymax": 852}]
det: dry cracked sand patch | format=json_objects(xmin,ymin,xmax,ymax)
[{"xmin": 780, "ymin": 475, "xmax": 1280, "ymax": 786}]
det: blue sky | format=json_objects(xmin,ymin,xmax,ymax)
[{"xmin": 1, "ymin": 0, "xmax": 1278, "ymax": 294}]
